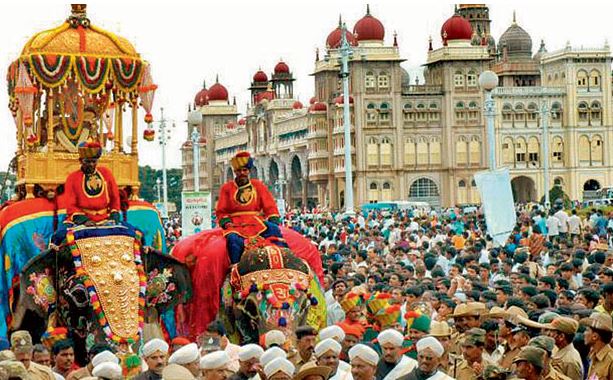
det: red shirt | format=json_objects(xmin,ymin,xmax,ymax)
[{"xmin": 64, "ymin": 166, "xmax": 120, "ymax": 223}]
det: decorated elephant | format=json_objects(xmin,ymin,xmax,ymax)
[
  {"xmin": 10, "ymin": 222, "xmax": 191, "ymax": 365},
  {"xmin": 171, "ymin": 227, "xmax": 325, "ymax": 342}
]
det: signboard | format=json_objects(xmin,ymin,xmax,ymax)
[
  {"xmin": 474, "ymin": 168, "xmax": 516, "ymax": 247},
  {"xmin": 154, "ymin": 202, "xmax": 167, "ymax": 219},
  {"xmin": 181, "ymin": 191, "xmax": 212, "ymax": 236},
  {"xmin": 276, "ymin": 198, "xmax": 286, "ymax": 219}
]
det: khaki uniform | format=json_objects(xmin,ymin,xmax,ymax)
[
  {"xmin": 551, "ymin": 344, "xmax": 583, "ymax": 380},
  {"xmin": 498, "ymin": 346, "xmax": 520, "ymax": 370},
  {"xmin": 28, "ymin": 361, "xmax": 56, "ymax": 380},
  {"xmin": 439, "ymin": 353, "xmax": 461, "ymax": 376},
  {"xmin": 66, "ymin": 366, "xmax": 92, "ymax": 380},
  {"xmin": 448, "ymin": 332, "xmax": 464, "ymax": 356},
  {"xmin": 587, "ymin": 344, "xmax": 613, "ymax": 380},
  {"xmin": 453, "ymin": 358, "xmax": 491, "ymax": 380}
]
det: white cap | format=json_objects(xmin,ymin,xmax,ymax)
[
  {"xmin": 260, "ymin": 347, "xmax": 287, "ymax": 367},
  {"xmin": 142, "ymin": 338, "xmax": 169, "ymax": 357},
  {"xmin": 416, "ymin": 337, "xmax": 444, "ymax": 358},
  {"xmin": 200, "ymin": 351, "xmax": 231, "ymax": 370},
  {"xmin": 92, "ymin": 362, "xmax": 122, "ymax": 379},
  {"xmin": 162, "ymin": 363, "xmax": 196, "ymax": 380},
  {"xmin": 168, "ymin": 343, "xmax": 200, "ymax": 365},
  {"xmin": 91, "ymin": 350, "xmax": 119, "ymax": 368},
  {"xmin": 238, "ymin": 344, "xmax": 264, "ymax": 361},
  {"xmin": 264, "ymin": 330, "xmax": 286, "ymax": 348},
  {"xmin": 318, "ymin": 326, "xmax": 346, "ymax": 343},
  {"xmin": 314, "ymin": 338, "xmax": 342, "ymax": 358},
  {"xmin": 264, "ymin": 357, "xmax": 295, "ymax": 378},
  {"xmin": 348, "ymin": 344, "xmax": 379, "ymax": 366},
  {"xmin": 377, "ymin": 329, "xmax": 404, "ymax": 347}
]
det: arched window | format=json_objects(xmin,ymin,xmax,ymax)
[
  {"xmin": 430, "ymin": 137, "xmax": 441, "ymax": 165},
  {"xmin": 404, "ymin": 138, "xmax": 416, "ymax": 166},
  {"xmin": 458, "ymin": 180, "xmax": 466, "ymax": 187},
  {"xmin": 380, "ymin": 137, "xmax": 392, "ymax": 166},
  {"xmin": 552, "ymin": 136, "xmax": 564, "ymax": 164},
  {"xmin": 378, "ymin": 72, "xmax": 389, "ymax": 89},
  {"xmin": 514, "ymin": 103, "xmax": 525, "ymax": 123},
  {"xmin": 368, "ymin": 182, "xmax": 379, "ymax": 203},
  {"xmin": 551, "ymin": 102, "xmax": 562, "ymax": 121},
  {"xmin": 592, "ymin": 135, "xmax": 603, "ymax": 165},
  {"xmin": 454, "ymin": 70, "xmax": 464, "ymax": 87},
  {"xmin": 527, "ymin": 136, "xmax": 540, "ymax": 165},
  {"xmin": 403, "ymin": 103, "xmax": 413, "ymax": 112},
  {"xmin": 466, "ymin": 70, "xmax": 477, "ymax": 87},
  {"xmin": 527, "ymin": 102, "xmax": 538, "ymax": 121},
  {"xmin": 365, "ymin": 71, "xmax": 376, "ymax": 89},
  {"xmin": 382, "ymin": 182, "xmax": 392, "ymax": 201},
  {"xmin": 468, "ymin": 101, "xmax": 478, "ymax": 109},
  {"xmin": 469, "ymin": 136, "xmax": 480, "ymax": 165},
  {"xmin": 578, "ymin": 102, "xmax": 589, "ymax": 121},
  {"xmin": 367, "ymin": 103, "xmax": 377, "ymax": 122},
  {"xmin": 578, "ymin": 135, "xmax": 590, "ymax": 164},
  {"xmin": 502, "ymin": 103, "xmax": 513, "ymax": 122},
  {"xmin": 591, "ymin": 101, "xmax": 601, "ymax": 124},
  {"xmin": 457, "ymin": 179, "xmax": 467, "ymax": 205},
  {"xmin": 515, "ymin": 137, "xmax": 527, "ymax": 163},
  {"xmin": 589, "ymin": 69, "xmax": 601, "ymax": 90},
  {"xmin": 502, "ymin": 137, "xmax": 514, "ymax": 165},
  {"xmin": 577, "ymin": 70, "xmax": 588, "ymax": 87},
  {"xmin": 429, "ymin": 103, "xmax": 438, "ymax": 110},
  {"xmin": 455, "ymin": 101, "xmax": 465, "ymax": 120},
  {"xmin": 455, "ymin": 101, "xmax": 465, "ymax": 109},
  {"xmin": 409, "ymin": 178, "xmax": 439, "ymax": 198},
  {"xmin": 379, "ymin": 102, "xmax": 391, "ymax": 122},
  {"xmin": 456, "ymin": 136, "xmax": 468, "ymax": 165},
  {"xmin": 367, "ymin": 137, "xmax": 379, "ymax": 166},
  {"xmin": 469, "ymin": 178, "xmax": 480, "ymax": 203},
  {"xmin": 417, "ymin": 137, "xmax": 428, "ymax": 165}
]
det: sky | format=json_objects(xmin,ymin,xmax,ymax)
[{"xmin": 1, "ymin": 1, "xmax": 611, "ymax": 171}]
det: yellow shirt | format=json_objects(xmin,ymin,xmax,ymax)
[{"xmin": 588, "ymin": 344, "xmax": 613, "ymax": 380}]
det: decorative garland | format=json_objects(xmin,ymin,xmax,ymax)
[
  {"xmin": 66, "ymin": 229, "xmax": 145, "ymax": 344},
  {"xmin": 74, "ymin": 56, "xmax": 111, "ymax": 93},
  {"xmin": 28, "ymin": 54, "xmax": 73, "ymax": 89},
  {"xmin": 111, "ymin": 58, "xmax": 143, "ymax": 92}
]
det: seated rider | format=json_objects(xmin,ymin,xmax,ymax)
[
  {"xmin": 216, "ymin": 151, "xmax": 286, "ymax": 264},
  {"xmin": 51, "ymin": 140, "xmax": 121, "ymax": 246}
]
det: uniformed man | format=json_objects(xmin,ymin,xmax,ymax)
[
  {"xmin": 428, "ymin": 321, "xmax": 460, "ymax": 376},
  {"xmin": 454, "ymin": 328, "xmax": 491, "ymax": 380},
  {"xmin": 478, "ymin": 364, "xmax": 513, "ymax": 380},
  {"xmin": 541, "ymin": 316, "xmax": 583, "ymax": 380},
  {"xmin": 314, "ymin": 339, "xmax": 352, "ymax": 380},
  {"xmin": 375, "ymin": 329, "xmax": 417, "ymax": 380},
  {"xmin": 513, "ymin": 346, "xmax": 547, "ymax": 380},
  {"xmin": 448, "ymin": 304, "xmax": 469, "ymax": 356},
  {"xmin": 10, "ymin": 330, "xmax": 55, "ymax": 380},
  {"xmin": 527, "ymin": 336, "xmax": 571, "ymax": 380},
  {"xmin": 498, "ymin": 306, "xmax": 529, "ymax": 369},
  {"xmin": 291, "ymin": 326, "xmax": 317, "ymax": 370},
  {"xmin": 133, "ymin": 338, "xmax": 169, "ymax": 380},
  {"xmin": 581, "ymin": 312, "xmax": 613, "ymax": 379}
]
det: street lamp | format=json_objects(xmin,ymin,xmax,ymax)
[
  {"xmin": 156, "ymin": 178, "xmax": 162, "ymax": 203},
  {"xmin": 150, "ymin": 107, "xmax": 175, "ymax": 219},
  {"xmin": 339, "ymin": 22, "xmax": 355, "ymax": 216},
  {"xmin": 479, "ymin": 71, "xmax": 499, "ymax": 170},
  {"xmin": 190, "ymin": 127, "xmax": 201, "ymax": 192}
]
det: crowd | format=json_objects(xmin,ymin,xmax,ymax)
[{"xmin": 3, "ymin": 203, "xmax": 613, "ymax": 380}]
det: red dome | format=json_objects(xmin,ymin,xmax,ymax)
[
  {"xmin": 253, "ymin": 70, "xmax": 268, "ymax": 83},
  {"xmin": 326, "ymin": 27, "xmax": 357, "ymax": 49},
  {"xmin": 274, "ymin": 61, "xmax": 290, "ymax": 74},
  {"xmin": 226, "ymin": 121, "xmax": 236, "ymax": 130},
  {"xmin": 310, "ymin": 102, "xmax": 327, "ymax": 112},
  {"xmin": 441, "ymin": 14, "xmax": 472, "ymax": 43},
  {"xmin": 238, "ymin": 118, "xmax": 246, "ymax": 125},
  {"xmin": 194, "ymin": 88, "xmax": 208, "ymax": 106},
  {"xmin": 208, "ymin": 80, "xmax": 229, "ymax": 102},
  {"xmin": 309, "ymin": 97, "xmax": 317, "ymax": 105},
  {"xmin": 334, "ymin": 95, "xmax": 354, "ymax": 104},
  {"xmin": 292, "ymin": 100, "xmax": 304, "ymax": 109},
  {"xmin": 353, "ymin": 6, "xmax": 385, "ymax": 41}
]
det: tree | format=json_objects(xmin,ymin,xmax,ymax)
[
  {"xmin": 138, "ymin": 166, "xmax": 183, "ymax": 210},
  {"xmin": 540, "ymin": 185, "xmax": 571, "ymax": 209}
]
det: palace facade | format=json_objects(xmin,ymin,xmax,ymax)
[{"xmin": 182, "ymin": 4, "xmax": 613, "ymax": 209}]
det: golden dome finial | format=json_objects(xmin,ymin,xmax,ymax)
[{"xmin": 512, "ymin": 10, "xmax": 517, "ymax": 25}]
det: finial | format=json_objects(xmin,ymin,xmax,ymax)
[
  {"xmin": 215, "ymin": 74, "xmax": 219, "ymax": 83},
  {"xmin": 68, "ymin": 4, "xmax": 90, "ymax": 28},
  {"xmin": 512, "ymin": 10, "xmax": 517, "ymax": 25},
  {"xmin": 605, "ymin": 38, "xmax": 610, "ymax": 50},
  {"xmin": 393, "ymin": 31, "xmax": 398, "ymax": 47},
  {"xmin": 428, "ymin": 35, "xmax": 433, "ymax": 51},
  {"xmin": 539, "ymin": 39, "xmax": 547, "ymax": 52},
  {"xmin": 454, "ymin": 4, "xmax": 458, "ymax": 14},
  {"xmin": 233, "ymin": 96, "xmax": 237, "ymax": 106},
  {"xmin": 188, "ymin": 103, "xmax": 191, "ymax": 112},
  {"xmin": 366, "ymin": 4, "xmax": 370, "ymax": 15},
  {"xmin": 202, "ymin": 79, "xmax": 206, "ymax": 89},
  {"xmin": 338, "ymin": 14, "xmax": 342, "ymax": 27},
  {"xmin": 315, "ymin": 47, "xmax": 320, "ymax": 61}
]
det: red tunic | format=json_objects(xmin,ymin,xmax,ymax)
[
  {"xmin": 215, "ymin": 179, "xmax": 279, "ymax": 238},
  {"xmin": 64, "ymin": 166, "xmax": 120, "ymax": 223}
]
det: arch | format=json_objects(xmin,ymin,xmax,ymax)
[
  {"xmin": 269, "ymin": 159, "xmax": 280, "ymax": 198},
  {"xmin": 502, "ymin": 103, "xmax": 513, "ymax": 111},
  {"xmin": 458, "ymin": 180, "xmax": 466, "ymax": 187},
  {"xmin": 502, "ymin": 136, "xmax": 514, "ymax": 165},
  {"xmin": 368, "ymin": 182, "xmax": 379, "ymax": 203},
  {"xmin": 551, "ymin": 136, "xmax": 564, "ymax": 163},
  {"xmin": 577, "ymin": 69, "xmax": 588, "ymax": 87},
  {"xmin": 515, "ymin": 137, "xmax": 527, "ymax": 163},
  {"xmin": 382, "ymin": 181, "xmax": 392, "ymax": 201},
  {"xmin": 591, "ymin": 134, "xmax": 603, "ymax": 164},
  {"xmin": 551, "ymin": 102, "xmax": 562, "ymax": 121},
  {"xmin": 514, "ymin": 103, "xmax": 525, "ymax": 111},
  {"xmin": 367, "ymin": 136, "xmax": 379, "ymax": 166},
  {"xmin": 365, "ymin": 71, "xmax": 376, "ymax": 88},
  {"xmin": 430, "ymin": 137, "xmax": 441, "ymax": 165},
  {"xmin": 466, "ymin": 70, "xmax": 477, "ymax": 87},
  {"xmin": 468, "ymin": 101, "xmax": 478, "ymax": 109},
  {"xmin": 584, "ymin": 179, "xmax": 601, "ymax": 191},
  {"xmin": 456, "ymin": 136, "xmax": 468, "ymax": 165},
  {"xmin": 289, "ymin": 155, "xmax": 304, "ymax": 206},
  {"xmin": 380, "ymin": 137, "xmax": 393, "ymax": 166},
  {"xmin": 457, "ymin": 179, "xmax": 467, "ymax": 205},
  {"xmin": 527, "ymin": 136, "xmax": 540, "ymax": 165},
  {"xmin": 511, "ymin": 176, "xmax": 537, "ymax": 203},
  {"xmin": 455, "ymin": 101, "xmax": 465, "ymax": 109},
  {"xmin": 591, "ymin": 100, "xmax": 602, "ymax": 124},
  {"xmin": 367, "ymin": 103, "xmax": 376, "ymax": 109},
  {"xmin": 469, "ymin": 136, "xmax": 480, "ymax": 165},
  {"xmin": 578, "ymin": 135, "xmax": 590, "ymax": 163},
  {"xmin": 589, "ymin": 69, "xmax": 601, "ymax": 89},
  {"xmin": 409, "ymin": 177, "xmax": 439, "ymax": 199},
  {"xmin": 416, "ymin": 138, "xmax": 428, "ymax": 165},
  {"xmin": 454, "ymin": 70, "xmax": 464, "ymax": 87},
  {"xmin": 403, "ymin": 103, "xmax": 413, "ymax": 111},
  {"xmin": 380, "ymin": 102, "xmax": 391, "ymax": 110},
  {"xmin": 429, "ymin": 102, "xmax": 438, "ymax": 110},
  {"xmin": 404, "ymin": 138, "xmax": 416, "ymax": 166},
  {"xmin": 377, "ymin": 71, "xmax": 390, "ymax": 88}
]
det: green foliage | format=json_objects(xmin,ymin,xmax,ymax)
[
  {"xmin": 540, "ymin": 186, "xmax": 571, "ymax": 208},
  {"xmin": 138, "ymin": 166, "xmax": 183, "ymax": 210}
]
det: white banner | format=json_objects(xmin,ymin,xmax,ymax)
[
  {"xmin": 474, "ymin": 168, "xmax": 516, "ymax": 247},
  {"xmin": 181, "ymin": 191, "xmax": 212, "ymax": 236}
]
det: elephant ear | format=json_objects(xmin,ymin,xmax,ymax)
[{"xmin": 144, "ymin": 249, "xmax": 193, "ymax": 313}]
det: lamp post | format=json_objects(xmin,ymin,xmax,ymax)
[
  {"xmin": 156, "ymin": 178, "xmax": 162, "ymax": 203},
  {"xmin": 152, "ymin": 107, "xmax": 175, "ymax": 219},
  {"xmin": 191, "ymin": 127, "xmax": 201, "ymax": 192},
  {"xmin": 479, "ymin": 71, "xmax": 499, "ymax": 170},
  {"xmin": 339, "ymin": 22, "xmax": 355, "ymax": 216},
  {"xmin": 540, "ymin": 101, "xmax": 550, "ymax": 209}
]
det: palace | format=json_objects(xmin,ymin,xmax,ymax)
[{"xmin": 182, "ymin": 4, "xmax": 613, "ymax": 209}]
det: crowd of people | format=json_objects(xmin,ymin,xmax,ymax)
[{"xmin": 3, "ymin": 202, "xmax": 613, "ymax": 380}]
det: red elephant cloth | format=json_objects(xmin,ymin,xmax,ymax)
[
  {"xmin": 171, "ymin": 227, "xmax": 323, "ymax": 339},
  {"xmin": 64, "ymin": 166, "xmax": 120, "ymax": 223},
  {"xmin": 216, "ymin": 179, "xmax": 280, "ymax": 238}
]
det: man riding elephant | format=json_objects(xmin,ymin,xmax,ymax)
[{"xmin": 216, "ymin": 151, "xmax": 286, "ymax": 264}]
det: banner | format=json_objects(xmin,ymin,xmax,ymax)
[
  {"xmin": 474, "ymin": 168, "xmax": 516, "ymax": 247},
  {"xmin": 181, "ymin": 191, "xmax": 212, "ymax": 236}
]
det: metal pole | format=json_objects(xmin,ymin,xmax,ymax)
[
  {"xmin": 156, "ymin": 179, "xmax": 161, "ymax": 203},
  {"xmin": 340, "ymin": 23, "xmax": 354, "ymax": 215},
  {"xmin": 484, "ymin": 89, "xmax": 496, "ymax": 170},
  {"xmin": 160, "ymin": 107, "xmax": 169, "ymax": 219},
  {"xmin": 191, "ymin": 128, "xmax": 200, "ymax": 192},
  {"xmin": 541, "ymin": 101, "xmax": 550, "ymax": 208}
]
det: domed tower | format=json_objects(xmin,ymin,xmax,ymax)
[
  {"xmin": 456, "ymin": 4, "xmax": 495, "ymax": 54},
  {"xmin": 270, "ymin": 60, "xmax": 295, "ymax": 99},
  {"xmin": 353, "ymin": 4, "xmax": 385, "ymax": 46},
  {"xmin": 497, "ymin": 11, "xmax": 533, "ymax": 62},
  {"xmin": 249, "ymin": 69, "xmax": 269, "ymax": 106}
]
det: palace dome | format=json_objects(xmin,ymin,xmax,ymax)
[
  {"xmin": 353, "ymin": 5, "xmax": 385, "ymax": 41},
  {"xmin": 441, "ymin": 14, "xmax": 472, "ymax": 43}
]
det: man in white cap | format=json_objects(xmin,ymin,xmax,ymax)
[
  {"xmin": 402, "ymin": 337, "xmax": 453, "ymax": 380},
  {"xmin": 319, "ymin": 326, "xmax": 346, "ymax": 344},
  {"xmin": 66, "ymin": 344, "xmax": 115, "ymax": 380},
  {"xmin": 375, "ymin": 329, "xmax": 417, "ymax": 380},
  {"xmin": 314, "ymin": 338, "xmax": 352, "ymax": 380},
  {"xmin": 229, "ymin": 344, "xmax": 264, "ymax": 380},
  {"xmin": 263, "ymin": 357, "xmax": 295, "ymax": 380},
  {"xmin": 133, "ymin": 338, "xmax": 169, "ymax": 380},
  {"xmin": 91, "ymin": 362, "xmax": 122, "ymax": 380},
  {"xmin": 349, "ymin": 344, "xmax": 379, "ymax": 380},
  {"xmin": 200, "ymin": 351, "xmax": 235, "ymax": 380},
  {"xmin": 162, "ymin": 363, "xmax": 195, "ymax": 380},
  {"xmin": 264, "ymin": 330, "xmax": 287, "ymax": 350},
  {"xmin": 168, "ymin": 342, "xmax": 201, "ymax": 378},
  {"xmin": 260, "ymin": 347, "xmax": 287, "ymax": 368}
]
